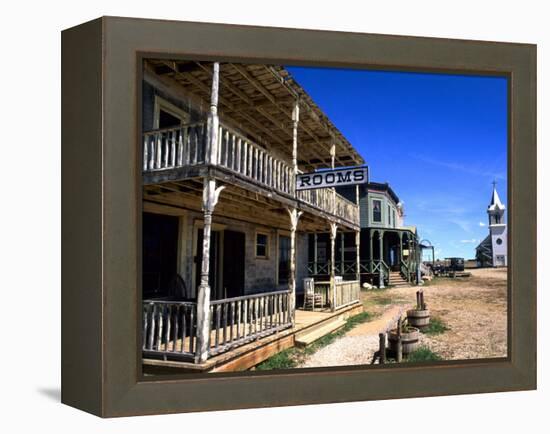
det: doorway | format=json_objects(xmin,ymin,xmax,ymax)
[
  {"xmin": 222, "ymin": 230, "xmax": 246, "ymax": 299},
  {"xmin": 195, "ymin": 228, "xmax": 246, "ymax": 300},
  {"xmin": 142, "ymin": 212, "xmax": 179, "ymax": 299}
]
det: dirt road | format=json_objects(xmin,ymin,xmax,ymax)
[{"xmin": 299, "ymin": 267, "xmax": 507, "ymax": 367}]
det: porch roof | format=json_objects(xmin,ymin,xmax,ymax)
[{"xmin": 144, "ymin": 59, "xmax": 364, "ymax": 171}]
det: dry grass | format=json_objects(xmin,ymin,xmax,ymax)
[{"xmin": 362, "ymin": 267, "xmax": 508, "ymax": 360}]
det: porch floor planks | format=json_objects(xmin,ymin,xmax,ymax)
[{"xmin": 143, "ymin": 302, "xmax": 363, "ymax": 373}]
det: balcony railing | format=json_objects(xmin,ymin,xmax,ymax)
[{"xmin": 143, "ymin": 122, "xmax": 359, "ymax": 226}]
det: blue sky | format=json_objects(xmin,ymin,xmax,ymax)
[{"xmin": 286, "ymin": 66, "xmax": 508, "ymax": 260}]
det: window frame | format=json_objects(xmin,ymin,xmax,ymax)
[
  {"xmin": 372, "ymin": 199, "xmax": 382, "ymax": 223},
  {"xmin": 255, "ymin": 231, "xmax": 270, "ymax": 259},
  {"xmin": 153, "ymin": 95, "xmax": 189, "ymax": 130}
]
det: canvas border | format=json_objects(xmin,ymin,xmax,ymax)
[{"xmin": 61, "ymin": 16, "xmax": 536, "ymax": 417}]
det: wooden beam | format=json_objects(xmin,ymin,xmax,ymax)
[
  {"xmin": 160, "ymin": 61, "xmax": 287, "ymax": 148},
  {"xmin": 231, "ymin": 63, "xmax": 343, "ymax": 167}
]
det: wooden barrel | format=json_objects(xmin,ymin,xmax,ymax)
[
  {"xmin": 407, "ymin": 309, "xmax": 430, "ymax": 328},
  {"xmin": 387, "ymin": 327, "xmax": 420, "ymax": 354}
]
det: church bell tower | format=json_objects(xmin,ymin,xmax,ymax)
[{"xmin": 487, "ymin": 181, "xmax": 507, "ymax": 267}]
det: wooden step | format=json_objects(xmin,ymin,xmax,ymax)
[{"xmin": 295, "ymin": 318, "xmax": 346, "ymax": 347}]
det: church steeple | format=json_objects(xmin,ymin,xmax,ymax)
[{"xmin": 488, "ymin": 181, "xmax": 505, "ymax": 226}]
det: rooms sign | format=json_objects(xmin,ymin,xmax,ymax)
[{"xmin": 296, "ymin": 166, "xmax": 369, "ymax": 191}]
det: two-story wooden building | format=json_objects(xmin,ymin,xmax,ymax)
[
  {"xmin": 141, "ymin": 60, "xmax": 364, "ymax": 370},
  {"xmin": 309, "ymin": 182, "xmax": 421, "ymax": 288}
]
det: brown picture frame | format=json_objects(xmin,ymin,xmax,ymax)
[{"xmin": 61, "ymin": 16, "xmax": 536, "ymax": 417}]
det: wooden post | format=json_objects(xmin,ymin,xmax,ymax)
[
  {"xmin": 379, "ymin": 230, "xmax": 385, "ymax": 288},
  {"xmin": 399, "ymin": 231, "xmax": 404, "ymax": 263},
  {"xmin": 330, "ymin": 143, "xmax": 336, "ymax": 215},
  {"xmin": 416, "ymin": 236, "xmax": 423, "ymax": 285},
  {"xmin": 340, "ymin": 232, "xmax": 345, "ymax": 275},
  {"xmin": 287, "ymin": 208, "xmax": 302, "ymax": 325},
  {"xmin": 206, "ymin": 62, "xmax": 220, "ymax": 165},
  {"xmin": 379, "ymin": 333, "xmax": 386, "ymax": 364},
  {"xmin": 369, "ymin": 230, "xmax": 374, "ymax": 273},
  {"xmin": 313, "ymin": 233, "xmax": 318, "ymax": 275},
  {"xmin": 291, "ymin": 100, "xmax": 299, "ymax": 196},
  {"xmin": 195, "ymin": 178, "xmax": 225, "ymax": 363},
  {"xmin": 330, "ymin": 221, "xmax": 338, "ymax": 311},
  {"xmin": 355, "ymin": 230, "xmax": 361, "ymax": 282},
  {"xmin": 355, "ymin": 185, "xmax": 361, "ymax": 280},
  {"xmin": 396, "ymin": 318, "xmax": 403, "ymax": 362}
]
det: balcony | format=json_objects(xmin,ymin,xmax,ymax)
[{"xmin": 142, "ymin": 121, "xmax": 360, "ymax": 228}]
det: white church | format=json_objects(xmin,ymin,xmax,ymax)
[{"xmin": 475, "ymin": 183, "xmax": 508, "ymax": 267}]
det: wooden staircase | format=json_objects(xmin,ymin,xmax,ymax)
[
  {"xmin": 388, "ymin": 271, "xmax": 410, "ymax": 288},
  {"xmin": 294, "ymin": 316, "xmax": 346, "ymax": 347}
]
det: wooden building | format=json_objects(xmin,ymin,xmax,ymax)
[
  {"xmin": 310, "ymin": 182, "xmax": 421, "ymax": 288},
  {"xmin": 141, "ymin": 60, "xmax": 364, "ymax": 368}
]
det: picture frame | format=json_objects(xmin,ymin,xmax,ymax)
[{"xmin": 61, "ymin": 16, "xmax": 536, "ymax": 417}]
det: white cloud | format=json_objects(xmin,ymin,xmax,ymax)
[
  {"xmin": 479, "ymin": 221, "xmax": 486, "ymax": 227},
  {"xmin": 460, "ymin": 238, "xmax": 478, "ymax": 244}
]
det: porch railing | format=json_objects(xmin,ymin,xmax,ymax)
[
  {"xmin": 142, "ymin": 300, "xmax": 197, "ymax": 361},
  {"xmin": 142, "ymin": 122, "xmax": 359, "ymax": 226},
  {"xmin": 209, "ymin": 290, "xmax": 292, "ymax": 357},
  {"xmin": 308, "ymin": 260, "xmax": 357, "ymax": 276},
  {"xmin": 334, "ymin": 280, "xmax": 361, "ymax": 310},
  {"xmin": 142, "ymin": 291, "xmax": 293, "ymax": 362}
]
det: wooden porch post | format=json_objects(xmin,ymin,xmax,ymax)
[
  {"xmin": 206, "ymin": 62, "xmax": 220, "ymax": 165},
  {"xmin": 369, "ymin": 230, "xmax": 374, "ymax": 273},
  {"xmin": 379, "ymin": 230, "xmax": 385, "ymax": 289},
  {"xmin": 195, "ymin": 63, "xmax": 223, "ymax": 363},
  {"xmin": 355, "ymin": 230, "xmax": 361, "ymax": 282},
  {"xmin": 399, "ymin": 231, "xmax": 404, "ymax": 263},
  {"xmin": 340, "ymin": 232, "xmax": 345, "ymax": 275},
  {"xmin": 291, "ymin": 100, "xmax": 299, "ymax": 195},
  {"xmin": 330, "ymin": 143, "xmax": 336, "ymax": 215},
  {"xmin": 196, "ymin": 178, "xmax": 225, "ymax": 363},
  {"xmin": 416, "ymin": 237, "xmax": 423, "ymax": 285},
  {"xmin": 330, "ymin": 222, "xmax": 338, "ymax": 311},
  {"xmin": 313, "ymin": 233, "xmax": 318, "ymax": 275},
  {"xmin": 287, "ymin": 208, "xmax": 302, "ymax": 324}
]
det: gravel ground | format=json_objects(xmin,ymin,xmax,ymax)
[
  {"xmin": 300, "ymin": 334, "xmax": 381, "ymax": 368},
  {"xmin": 299, "ymin": 267, "xmax": 507, "ymax": 367}
]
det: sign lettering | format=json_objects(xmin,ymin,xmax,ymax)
[{"xmin": 296, "ymin": 166, "xmax": 369, "ymax": 191}]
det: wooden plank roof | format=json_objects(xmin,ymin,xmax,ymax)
[{"xmin": 145, "ymin": 59, "xmax": 364, "ymax": 171}]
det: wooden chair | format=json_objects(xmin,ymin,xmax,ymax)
[{"xmin": 303, "ymin": 278, "xmax": 323, "ymax": 310}]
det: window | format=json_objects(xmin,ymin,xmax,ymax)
[
  {"xmin": 372, "ymin": 200, "xmax": 382, "ymax": 223},
  {"xmin": 392, "ymin": 209, "xmax": 396, "ymax": 227},
  {"xmin": 153, "ymin": 96, "xmax": 189, "ymax": 129},
  {"xmin": 278, "ymin": 235, "xmax": 291, "ymax": 284},
  {"xmin": 496, "ymin": 238, "xmax": 503, "ymax": 245},
  {"xmin": 256, "ymin": 232, "xmax": 269, "ymax": 258},
  {"xmin": 387, "ymin": 205, "xmax": 391, "ymax": 225}
]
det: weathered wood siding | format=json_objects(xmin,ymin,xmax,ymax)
[{"xmin": 151, "ymin": 209, "xmax": 309, "ymax": 298}]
